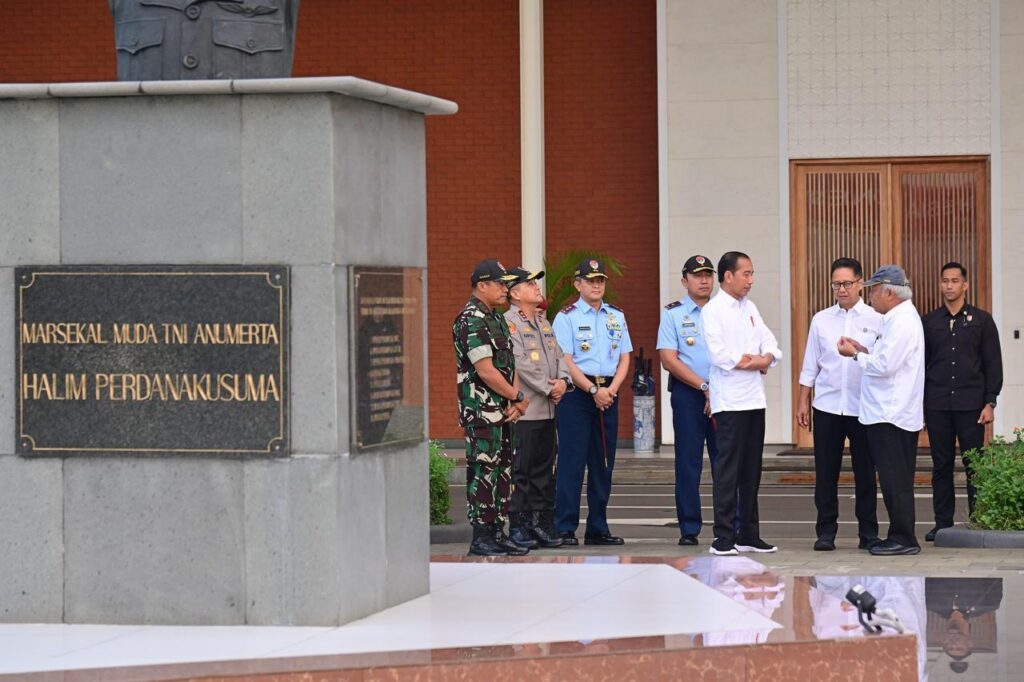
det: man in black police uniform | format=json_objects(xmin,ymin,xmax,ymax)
[{"xmin": 922, "ymin": 262, "xmax": 1003, "ymax": 541}]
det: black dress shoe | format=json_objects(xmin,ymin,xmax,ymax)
[
  {"xmin": 813, "ymin": 537, "xmax": 836, "ymax": 551},
  {"xmin": 869, "ymin": 539, "xmax": 921, "ymax": 556},
  {"xmin": 678, "ymin": 535, "xmax": 699, "ymax": 546},
  {"xmin": 584, "ymin": 532, "xmax": 625, "ymax": 546},
  {"xmin": 559, "ymin": 531, "xmax": 579, "ymax": 546},
  {"xmin": 858, "ymin": 537, "xmax": 881, "ymax": 550},
  {"xmin": 924, "ymin": 526, "xmax": 949, "ymax": 542}
]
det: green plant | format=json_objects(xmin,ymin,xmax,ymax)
[
  {"xmin": 542, "ymin": 250, "xmax": 626, "ymax": 322},
  {"xmin": 429, "ymin": 440, "xmax": 457, "ymax": 526},
  {"xmin": 968, "ymin": 428, "xmax": 1024, "ymax": 531}
]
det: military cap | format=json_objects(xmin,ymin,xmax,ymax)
[
  {"xmin": 471, "ymin": 259, "xmax": 517, "ymax": 286},
  {"xmin": 507, "ymin": 267, "xmax": 545, "ymax": 289},
  {"xmin": 574, "ymin": 258, "xmax": 609, "ymax": 279},
  {"xmin": 683, "ymin": 255, "xmax": 715, "ymax": 275}
]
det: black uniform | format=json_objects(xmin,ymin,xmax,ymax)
[{"xmin": 922, "ymin": 303, "xmax": 1002, "ymax": 526}]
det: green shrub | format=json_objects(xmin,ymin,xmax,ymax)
[
  {"xmin": 969, "ymin": 428, "xmax": 1024, "ymax": 531},
  {"xmin": 429, "ymin": 440, "xmax": 457, "ymax": 526}
]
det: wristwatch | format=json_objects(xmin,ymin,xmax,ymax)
[
  {"xmin": 987, "ymin": 401, "xmax": 997, "ymax": 408},
  {"xmin": 588, "ymin": 385, "xmax": 599, "ymax": 395},
  {"xmin": 514, "ymin": 390, "xmax": 525, "ymax": 403},
  {"xmin": 699, "ymin": 382, "xmax": 709, "ymax": 392},
  {"xmin": 563, "ymin": 377, "xmax": 575, "ymax": 392}
]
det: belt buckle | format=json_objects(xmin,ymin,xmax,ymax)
[{"xmin": 594, "ymin": 376, "xmax": 606, "ymax": 386}]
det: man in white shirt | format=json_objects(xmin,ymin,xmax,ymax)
[
  {"xmin": 798, "ymin": 257, "xmax": 882, "ymax": 552},
  {"xmin": 838, "ymin": 265, "xmax": 925, "ymax": 556},
  {"xmin": 701, "ymin": 251, "xmax": 782, "ymax": 556}
]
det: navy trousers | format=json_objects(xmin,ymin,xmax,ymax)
[
  {"xmin": 555, "ymin": 389, "xmax": 617, "ymax": 536},
  {"xmin": 671, "ymin": 382, "xmax": 718, "ymax": 537}
]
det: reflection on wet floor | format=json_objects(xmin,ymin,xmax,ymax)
[
  {"xmin": 434, "ymin": 553, "xmax": 1020, "ymax": 681},
  {"xmin": 678, "ymin": 555, "xmax": 1011, "ymax": 682}
]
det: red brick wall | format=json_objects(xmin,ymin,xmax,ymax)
[
  {"xmin": 298, "ymin": 1, "xmax": 524, "ymax": 441},
  {"xmin": 544, "ymin": 1, "xmax": 660, "ymax": 433},
  {"xmin": 0, "ymin": 1, "xmax": 658, "ymax": 441}
]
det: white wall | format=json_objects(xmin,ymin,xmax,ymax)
[
  {"xmin": 1000, "ymin": 0, "xmax": 1024, "ymax": 433},
  {"xmin": 661, "ymin": 0, "xmax": 783, "ymax": 442}
]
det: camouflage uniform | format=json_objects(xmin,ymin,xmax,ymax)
[{"xmin": 453, "ymin": 296, "xmax": 517, "ymax": 526}]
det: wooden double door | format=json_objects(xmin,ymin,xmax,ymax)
[{"xmin": 790, "ymin": 157, "xmax": 990, "ymax": 447}]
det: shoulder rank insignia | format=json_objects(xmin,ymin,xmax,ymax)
[
  {"xmin": 560, "ymin": 301, "xmax": 577, "ymax": 314},
  {"xmin": 664, "ymin": 301, "xmax": 682, "ymax": 310},
  {"xmin": 607, "ymin": 303, "xmax": 624, "ymax": 313}
]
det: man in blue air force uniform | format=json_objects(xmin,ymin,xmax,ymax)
[
  {"xmin": 657, "ymin": 255, "xmax": 719, "ymax": 546},
  {"xmin": 552, "ymin": 258, "xmax": 632, "ymax": 546}
]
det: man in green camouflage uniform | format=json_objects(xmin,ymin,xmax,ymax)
[{"xmin": 453, "ymin": 259, "xmax": 532, "ymax": 556}]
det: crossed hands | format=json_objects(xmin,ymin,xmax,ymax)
[
  {"xmin": 503, "ymin": 394, "xmax": 530, "ymax": 423},
  {"xmin": 593, "ymin": 387, "xmax": 616, "ymax": 411},
  {"xmin": 547, "ymin": 378, "xmax": 567, "ymax": 404},
  {"xmin": 736, "ymin": 353, "xmax": 773, "ymax": 372}
]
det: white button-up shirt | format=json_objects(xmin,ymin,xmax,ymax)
[
  {"xmin": 701, "ymin": 291, "xmax": 782, "ymax": 414},
  {"xmin": 799, "ymin": 300, "xmax": 883, "ymax": 417},
  {"xmin": 856, "ymin": 299, "xmax": 925, "ymax": 432}
]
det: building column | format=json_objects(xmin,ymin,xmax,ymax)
[{"xmin": 520, "ymin": 0, "xmax": 545, "ymax": 288}]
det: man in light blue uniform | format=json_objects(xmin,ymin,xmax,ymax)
[
  {"xmin": 552, "ymin": 258, "xmax": 633, "ymax": 545},
  {"xmin": 657, "ymin": 255, "xmax": 719, "ymax": 546}
]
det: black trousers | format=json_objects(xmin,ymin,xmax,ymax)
[
  {"xmin": 511, "ymin": 418, "xmax": 557, "ymax": 513},
  {"xmin": 863, "ymin": 422, "xmax": 920, "ymax": 548},
  {"xmin": 812, "ymin": 408, "xmax": 878, "ymax": 542},
  {"xmin": 712, "ymin": 409, "xmax": 765, "ymax": 543},
  {"xmin": 926, "ymin": 408, "xmax": 984, "ymax": 527}
]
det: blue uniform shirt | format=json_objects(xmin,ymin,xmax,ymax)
[
  {"xmin": 656, "ymin": 296, "xmax": 711, "ymax": 381},
  {"xmin": 553, "ymin": 299, "xmax": 633, "ymax": 376}
]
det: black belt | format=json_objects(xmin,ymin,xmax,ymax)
[{"xmin": 585, "ymin": 374, "xmax": 613, "ymax": 386}]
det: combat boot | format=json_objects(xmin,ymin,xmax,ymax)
[
  {"xmin": 530, "ymin": 510, "xmax": 564, "ymax": 548},
  {"xmin": 494, "ymin": 525, "xmax": 530, "ymax": 555},
  {"xmin": 508, "ymin": 512, "xmax": 540, "ymax": 549},
  {"xmin": 468, "ymin": 523, "xmax": 508, "ymax": 557}
]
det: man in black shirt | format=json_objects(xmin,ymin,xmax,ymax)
[{"xmin": 922, "ymin": 262, "xmax": 1003, "ymax": 541}]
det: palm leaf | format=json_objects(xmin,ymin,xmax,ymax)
[{"xmin": 542, "ymin": 249, "xmax": 626, "ymax": 322}]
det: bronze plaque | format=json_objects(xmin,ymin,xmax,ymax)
[
  {"xmin": 351, "ymin": 267, "xmax": 425, "ymax": 450},
  {"xmin": 16, "ymin": 266, "xmax": 289, "ymax": 456}
]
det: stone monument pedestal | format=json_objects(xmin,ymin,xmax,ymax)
[{"xmin": 0, "ymin": 77, "xmax": 456, "ymax": 626}]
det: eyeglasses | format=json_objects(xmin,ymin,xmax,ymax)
[{"xmin": 830, "ymin": 280, "xmax": 861, "ymax": 291}]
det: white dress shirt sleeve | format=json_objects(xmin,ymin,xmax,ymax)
[
  {"xmin": 753, "ymin": 305, "xmax": 782, "ymax": 366},
  {"xmin": 798, "ymin": 316, "xmax": 821, "ymax": 388}
]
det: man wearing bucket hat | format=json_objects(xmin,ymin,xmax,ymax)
[
  {"xmin": 657, "ymin": 255, "xmax": 720, "ymax": 546},
  {"xmin": 453, "ymin": 259, "xmax": 530, "ymax": 556},
  {"xmin": 503, "ymin": 267, "xmax": 571, "ymax": 549},
  {"xmin": 551, "ymin": 258, "xmax": 633, "ymax": 546},
  {"xmin": 838, "ymin": 264, "xmax": 925, "ymax": 556}
]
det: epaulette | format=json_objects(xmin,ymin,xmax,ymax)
[
  {"xmin": 560, "ymin": 301, "xmax": 576, "ymax": 314},
  {"xmin": 607, "ymin": 303, "xmax": 624, "ymax": 312},
  {"xmin": 664, "ymin": 301, "xmax": 682, "ymax": 310}
]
